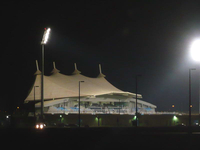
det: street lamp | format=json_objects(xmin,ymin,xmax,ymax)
[
  {"xmin": 79, "ymin": 81, "xmax": 84, "ymax": 127},
  {"xmin": 40, "ymin": 28, "xmax": 51, "ymax": 121},
  {"xmin": 189, "ymin": 68, "xmax": 196, "ymax": 127},
  {"xmin": 135, "ymin": 74, "xmax": 142, "ymax": 127}
]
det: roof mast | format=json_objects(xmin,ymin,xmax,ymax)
[
  {"xmin": 34, "ymin": 60, "xmax": 41, "ymax": 75},
  {"xmin": 72, "ymin": 63, "xmax": 81, "ymax": 74},
  {"xmin": 51, "ymin": 61, "xmax": 60, "ymax": 74},
  {"xmin": 97, "ymin": 64, "xmax": 106, "ymax": 78}
]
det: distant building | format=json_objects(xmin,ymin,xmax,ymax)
[{"xmin": 25, "ymin": 62, "xmax": 157, "ymax": 115}]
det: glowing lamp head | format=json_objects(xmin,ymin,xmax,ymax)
[
  {"xmin": 41, "ymin": 28, "xmax": 51, "ymax": 45},
  {"xmin": 190, "ymin": 39, "xmax": 200, "ymax": 61},
  {"xmin": 173, "ymin": 115, "xmax": 178, "ymax": 121}
]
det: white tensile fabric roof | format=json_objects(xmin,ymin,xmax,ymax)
[{"xmin": 24, "ymin": 64, "xmax": 141, "ymax": 102}]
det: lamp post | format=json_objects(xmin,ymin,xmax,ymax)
[
  {"xmin": 34, "ymin": 86, "xmax": 39, "ymax": 118},
  {"xmin": 190, "ymin": 39, "xmax": 200, "ymax": 115},
  {"xmin": 40, "ymin": 28, "xmax": 51, "ymax": 121},
  {"xmin": 135, "ymin": 74, "xmax": 142, "ymax": 127},
  {"xmin": 79, "ymin": 81, "xmax": 84, "ymax": 127},
  {"xmin": 189, "ymin": 68, "xmax": 196, "ymax": 127}
]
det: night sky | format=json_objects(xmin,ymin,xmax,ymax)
[{"xmin": 2, "ymin": 1, "xmax": 200, "ymax": 113}]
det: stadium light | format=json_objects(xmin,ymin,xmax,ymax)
[
  {"xmin": 40, "ymin": 28, "xmax": 51, "ymax": 122},
  {"xmin": 190, "ymin": 39, "xmax": 200, "ymax": 115},
  {"xmin": 41, "ymin": 28, "xmax": 51, "ymax": 45}
]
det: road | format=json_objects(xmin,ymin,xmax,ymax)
[{"xmin": 1, "ymin": 127, "xmax": 200, "ymax": 149}]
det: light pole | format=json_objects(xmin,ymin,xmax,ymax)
[
  {"xmin": 34, "ymin": 86, "xmax": 39, "ymax": 118},
  {"xmin": 189, "ymin": 68, "xmax": 196, "ymax": 127},
  {"xmin": 190, "ymin": 39, "xmax": 200, "ymax": 115},
  {"xmin": 79, "ymin": 81, "xmax": 84, "ymax": 127},
  {"xmin": 135, "ymin": 74, "xmax": 142, "ymax": 127},
  {"xmin": 40, "ymin": 28, "xmax": 51, "ymax": 121}
]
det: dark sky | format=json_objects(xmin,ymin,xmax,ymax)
[{"xmin": 2, "ymin": 1, "xmax": 200, "ymax": 113}]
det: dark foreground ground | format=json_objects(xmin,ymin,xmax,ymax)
[{"xmin": 2, "ymin": 127, "xmax": 200, "ymax": 149}]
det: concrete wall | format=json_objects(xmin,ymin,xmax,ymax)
[{"xmin": 44, "ymin": 114, "xmax": 200, "ymax": 127}]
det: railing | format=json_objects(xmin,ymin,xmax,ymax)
[
  {"xmin": 46, "ymin": 106, "xmax": 166, "ymax": 115},
  {"xmin": 46, "ymin": 106, "xmax": 186, "ymax": 115}
]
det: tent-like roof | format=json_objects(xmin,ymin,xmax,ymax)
[{"xmin": 24, "ymin": 63, "xmax": 142, "ymax": 102}]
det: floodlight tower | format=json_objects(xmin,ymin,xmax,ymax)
[
  {"xmin": 189, "ymin": 68, "xmax": 196, "ymax": 127},
  {"xmin": 190, "ymin": 39, "xmax": 200, "ymax": 115},
  {"xmin": 40, "ymin": 28, "xmax": 51, "ymax": 121}
]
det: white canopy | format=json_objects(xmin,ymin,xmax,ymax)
[{"xmin": 24, "ymin": 63, "xmax": 142, "ymax": 102}]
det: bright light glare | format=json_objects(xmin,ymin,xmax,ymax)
[
  {"xmin": 41, "ymin": 28, "xmax": 51, "ymax": 44},
  {"xmin": 190, "ymin": 39, "xmax": 200, "ymax": 61},
  {"xmin": 173, "ymin": 116, "xmax": 178, "ymax": 121},
  {"xmin": 36, "ymin": 124, "xmax": 39, "ymax": 129},
  {"xmin": 36, "ymin": 123, "xmax": 44, "ymax": 129},
  {"xmin": 40, "ymin": 124, "xmax": 44, "ymax": 129}
]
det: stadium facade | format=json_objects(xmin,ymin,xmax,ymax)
[{"xmin": 25, "ymin": 62, "xmax": 157, "ymax": 115}]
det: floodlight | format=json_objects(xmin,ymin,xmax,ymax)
[
  {"xmin": 173, "ymin": 115, "xmax": 178, "ymax": 121},
  {"xmin": 41, "ymin": 28, "xmax": 51, "ymax": 45},
  {"xmin": 190, "ymin": 39, "xmax": 200, "ymax": 61}
]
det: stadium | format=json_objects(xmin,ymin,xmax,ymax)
[{"xmin": 25, "ymin": 61, "xmax": 157, "ymax": 115}]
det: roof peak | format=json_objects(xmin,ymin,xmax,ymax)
[
  {"xmin": 34, "ymin": 61, "xmax": 106, "ymax": 77},
  {"xmin": 51, "ymin": 62, "xmax": 60, "ymax": 74},
  {"xmin": 97, "ymin": 64, "xmax": 106, "ymax": 78},
  {"xmin": 72, "ymin": 63, "xmax": 81, "ymax": 75},
  {"xmin": 34, "ymin": 60, "xmax": 41, "ymax": 75}
]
